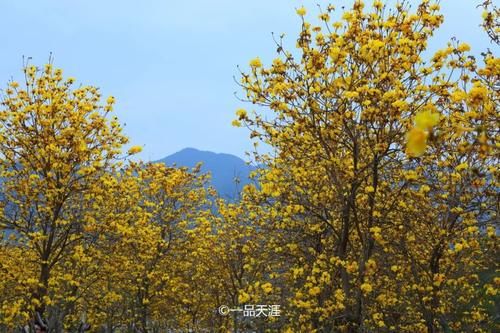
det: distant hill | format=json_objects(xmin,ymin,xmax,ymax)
[{"xmin": 156, "ymin": 148, "xmax": 256, "ymax": 199}]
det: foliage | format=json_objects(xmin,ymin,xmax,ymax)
[
  {"xmin": 0, "ymin": 1, "xmax": 498, "ymax": 332},
  {"xmin": 235, "ymin": 0, "xmax": 499, "ymax": 331}
]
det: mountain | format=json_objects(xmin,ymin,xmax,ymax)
[{"xmin": 156, "ymin": 148, "xmax": 256, "ymax": 199}]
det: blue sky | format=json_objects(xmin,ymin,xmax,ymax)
[{"xmin": 0, "ymin": 0, "xmax": 495, "ymax": 160}]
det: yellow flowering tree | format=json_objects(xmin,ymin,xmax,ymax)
[
  {"xmin": 0, "ymin": 63, "xmax": 129, "ymax": 328},
  {"xmin": 211, "ymin": 185, "xmax": 284, "ymax": 332},
  {"xmin": 81, "ymin": 162, "xmax": 224, "ymax": 332},
  {"xmin": 236, "ymin": 1, "xmax": 498, "ymax": 331}
]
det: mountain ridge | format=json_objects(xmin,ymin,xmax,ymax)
[{"xmin": 156, "ymin": 147, "xmax": 255, "ymax": 199}]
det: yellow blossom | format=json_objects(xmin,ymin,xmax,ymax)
[
  {"xmin": 406, "ymin": 127, "xmax": 428, "ymax": 157},
  {"xmin": 261, "ymin": 282, "xmax": 273, "ymax": 294},
  {"xmin": 238, "ymin": 291, "xmax": 250, "ymax": 303},
  {"xmin": 236, "ymin": 108, "xmax": 247, "ymax": 119},
  {"xmin": 414, "ymin": 109, "xmax": 440, "ymax": 131},
  {"xmin": 455, "ymin": 163, "xmax": 468, "ymax": 171},
  {"xmin": 457, "ymin": 43, "xmax": 471, "ymax": 52},
  {"xmin": 249, "ymin": 57, "xmax": 262, "ymax": 68},
  {"xmin": 128, "ymin": 145, "xmax": 143, "ymax": 155},
  {"xmin": 296, "ymin": 6, "xmax": 306, "ymax": 16},
  {"xmin": 308, "ymin": 286, "xmax": 321, "ymax": 296},
  {"xmin": 365, "ymin": 186, "xmax": 375, "ymax": 193},
  {"xmin": 469, "ymin": 82, "xmax": 488, "ymax": 104},
  {"xmin": 361, "ymin": 283, "xmax": 373, "ymax": 294}
]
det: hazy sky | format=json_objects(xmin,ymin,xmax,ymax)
[{"xmin": 0, "ymin": 0, "xmax": 496, "ymax": 160}]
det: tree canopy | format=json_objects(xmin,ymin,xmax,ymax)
[{"xmin": 0, "ymin": 1, "xmax": 498, "ymax": 332}]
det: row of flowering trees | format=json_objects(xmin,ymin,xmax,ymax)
[
  {"xmin": 1, "ymin": 1, "xmax": 498, "ymax": 332},
  {"xmin": 0, "ymin": 63, "xmax": 223, "ymax": 331}
]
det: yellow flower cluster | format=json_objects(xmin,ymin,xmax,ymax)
[{"xmin": 406, "ymin": 108, "xmax": 440, "ymax": 157}]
